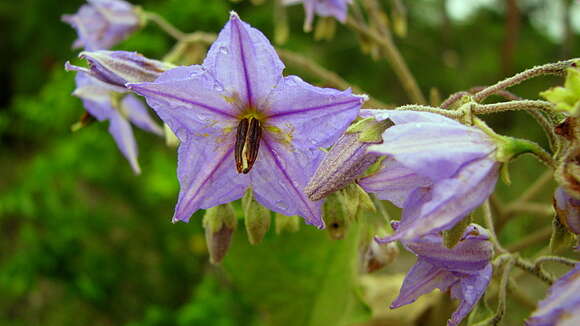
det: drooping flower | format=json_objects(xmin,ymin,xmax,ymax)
[
  {"xmin": 62, "ymin": 0, "xmax": 141, "ymax": 51},
  {"xmin": 391, "ymin": 223, "xmax": 494, "ymax": 326},
  {"xmin": 71, "ymin": 72, "xmax": 162, "ymax": 174},
  {"xmin": 127, "ymin": 12, "xmax": 364, "ymax": 227},
  {"xmin": 555, "ymin": 187, "xmax": 580, "ymax": 235},
  {"xmin": 305, "ymin": 116, "xmax": 394, "ymax": 201},
  {"xmin": 66, "ymin": 50, "xmax": 175, "ymax": 88},
  {"xmin": 526, "ymin": 263, "xmax": 580, "ymax": 326},
  {"xmin": 357, "ymin": 110, "xmax": 500, "ymax": 241},
  {"xmin": 283, "ymin": 0, "xmax": 352, "ymax": 31}
]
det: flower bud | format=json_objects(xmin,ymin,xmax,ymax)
[
  {"xmin": 202, "ymin": 204, "xmax": 237, "ymax": 264},
  {"xmin": 553, "ymin": 187, "xmax": 580, "ymax": 251},
  {"xmin": 242, "ymin": 190, "xmax": 271, "ymax": 245},
  {"xmin": 361, "ymin": 241, "xmax": 399, "ymax": 273},
  {"xmin": 323, "ymin": 194, "xmax": 348, "ymax": 240},
  {"xmin": 338, "ymin": 183, "xmax": 376, "ymax": 221},
  {"xmin": 556, "ymin": 145, "xmax": 580, "ymax": 199},
  {"xmin": 274, "ymin": 213, "xmax": 300, "ymax": 234},
  {"xmin": 66, "ymin": 51, "xmax": 174, "ymax": 89},
  {"xmin": 305, "ymin": 117, "xmax": 394, "ymax": 201},
  {"xmin": 540, "ymin": 66, "xmax": 580, "ymax": 117}
]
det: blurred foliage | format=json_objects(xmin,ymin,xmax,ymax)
[{"xmin": 0, "ymin": 0, "xmax": 578, "ymax": 325}]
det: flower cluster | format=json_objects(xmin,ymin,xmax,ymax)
[{"xmin": 60, "ymin": 1, "xmax": 580, "ymax": 325}]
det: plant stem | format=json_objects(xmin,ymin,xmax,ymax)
[
  {"xmin": 346, "ymin": 16, "xmax": 427, "ymax": 105},
  {"xmin": 473, "ymin": 59, "xmax": 577, "ymax": 102},
  {"xmin": 514, "ymin": 256, "xmax": 556, "ymax": 285},
  {"xmin": 144, "ymin": 11, "xmax": 188, "ymax": 40},
  {"xmin": 483, "ymin": 200, "xmax": 507, "ymax": 254},
  {"xmin": 473, "ymin": 100, "xmax": 554, "ymax": 115},
  {"xmin": 395, "ymin": 104, "xmax": 463, "ymax": 118},
  {"xmin": 535, "ymin": 255, "xmax": 578, "ymax": 268}
]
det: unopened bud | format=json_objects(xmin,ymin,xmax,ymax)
[
  {"xmin": 66, "ymin": 50, "xmax": 174, "ymax": 89},
  {"xmin": 323, "ymin": 194, "xmax": 348, "ymax": 240},
  {"xmin": 202, "ymin": 204, "xmax": 237, "ymax": 264},
  {"xmin": 275, "ymin": 213, "xmax": 300, "ymax": 234},
  {"xmin": 556, "ymin": 145, "xmax": 580, "ymax": 198},
  {"xmin": 554, "ymin": 187, "xmax": 580, "ymax": 237},
  {"xmin": 314, "ymin": 17, "xmax": 336, "ymax": 41},
  {"xmin": 362, "ymin": 241, "xmax": 399, "ymax": 273},
  {"xmin": 305, "ymin": 117, "xmax": 394, "ymax": 201},
  {"xmin": 242, "ymin": 190, "xmax": 271, "ymax": 245}
]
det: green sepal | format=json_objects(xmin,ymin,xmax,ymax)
[
  {"xmin": 242, "ymin": 190, "xmax": 271, "ymax": 245},
  {"xmin": 346, "ymin": 117, "xmax": 395, "ymax": 143},
  {"xmin": 202, "ymin": 204, "xmax": 237, "ymax": 264},
  {"xmin": 443, "ymin": 215, "xmax": 472, "ymax": 249},
  {"xmin": 466, "ymin": 294, "xmax": 494, "ymax": 326},
  {"xmin": 549, "ymin": 216, "xmax": 575, "ymax": 253}
]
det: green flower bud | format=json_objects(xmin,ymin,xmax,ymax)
[
  {"xmin": 274, "ymin": 213, "xmax": 300, "ymax": 234},
  {"xmin": 541, "ymin": 67, "xmax": 580, "ymax": 117},
  {"xmin": 323, "ymin": 194, "xmax": 348, "ymax": 240},
  {"xmin": 202, "ymin": 204, "xmax": 237, "ymax": 264},
  {"xmin": 242, "ymin": 190, "xmax": 271, "ymax": 245}
]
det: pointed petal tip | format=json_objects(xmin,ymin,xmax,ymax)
[
  {"xmin": 229, "ymin": 11, "xmax": 240, "ymax": 21},
  {"xmin": 356, "ymin": 93, "xmax": 369, "ymax": 103}
]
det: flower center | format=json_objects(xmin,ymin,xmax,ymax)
[{"xmin": 235, "ymin": 117, "xmax": 262, "ymax": 174}]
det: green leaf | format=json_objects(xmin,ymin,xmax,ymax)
[{"xmin": 223, "ymin": 222, "xmax": 370, "ymax": 326}]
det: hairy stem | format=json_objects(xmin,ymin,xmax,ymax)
[
  {"xmin": 506, "ymin": 226, "xmax": 552, "ymax": 252},
  {"xmin": 483, "ymin": 200, "xmax": 507, "ymax": 254},
  {"xmin": 473, "ymin": 59, "xmax": 577, "ymax": 102},
  {"xmin": 514, "ymin": 256, "xmax": 556, "ymax": 285},
  {"xmin": 473, "ymin": 100, "xmax": 554, "ymax": 115},
  {"xmin": 144, "ymin": 11, "xmax": 188, "ymax": 40},
  {"xmin": 395, "ymin": 104, "xmax": 463, "ymax": 118},
  {"xmin": 535, "ymin": 255, "xmax": 578, "ymax": 268}
]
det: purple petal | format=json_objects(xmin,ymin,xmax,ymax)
[
  {"xmin": 173, "ymin": 134, "xmax": 250, "ymax": 222},
  {"xmin": 527, "ymin": 264, "xmax": 580, "ymax": 326},
  {"xmin": 391, "ymin": 259, "xmax": 457, "ymax": 308},
  {"xmin": 314, "ymin": 0, "xmax": 350, "ymax": 23},
  {"xmin": 359, "ymin": 157, "xmax": 431, "ymax": 208},
  {"xmin": 108, "ymin": 111, "xmax": 140, "ymax": 174},
  {"xmin": 360, "ymin": 109, "xmax": 461, "ymax": 126},
  {"xmin": 250, "ymin": 136, "xmax": 323, "ymax": 228},
  {"xmin": 72, "ymin": 72, "xmax": 116, "ymax": 121},
  {"xmin": 264, "ymin": 76, "xmax": 364, "ymax": 149},
  {"xmin": 554, "ymin": 187, "xmax": 580, "ymax": 235},
  {"xmin": 368, "ymin": 121, "xmax": 496, "ymax": 181},
  {"xmin": 127, "ymin": 67, "xmax": 239, "ymax": 141},
  {"xmin": 121, "ymin": 95, "xmax": 163, "ymax": 135},
  {"xmin": 448, "ymin": 264, "xmax": 493, "ymax": 326},
  {"xmin": 203, "ymin": 12, "xmax": 284, "ymax": 108},
  {"xmin": 386, "ymin": 157, "xmax": 499, "ymax": 241}
]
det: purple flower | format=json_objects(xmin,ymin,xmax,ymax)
[
  {"xmin": 526, "ymin": 263, "xmax": 580, "ymax": 326},
  {"xmin": 391, "ymin": 223, "xmax": 494, "ymax": 326},
  {"xmin": 358, "ymin": 110, "xmax": 500, "ymax": 241},
  {"xmin": 72, "ymin": 72, "xmax": 162, "ymax": 174},
  {"xmin": 66, "ymin": 51, "xmax": 175, "ymax": 89},
  {"xmin": 554, "ymin": 187, "xmax": 580, "ymax": 235},
  {"xmin": 284, "ymin": 0, "xmax": 352, "ymax": 31},
  {"xmin": 127, "ymin": 12, "xmax": 364, "ymax": 226},
  {"xmin": 62, "ymin": 0, "xmax": 141, "ymax": 51}
]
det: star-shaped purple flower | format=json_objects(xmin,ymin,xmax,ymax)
[
  {"xmin": 72, "ymin": 72, "xmax": 162, "ymax": 174},
  {"xmin": 391, "ymin": 223, "xmax": 494, "ymax": 326},
  {"xmin": 284, "ymin": 0, "xmax": 352, "ymax": 31},
  {"xmin": 357, "ymin": 110, "xmax": 500, "ymax": 241},
  {"xmin": 62, "ymin": 0, "xmax": 141, "ymax": 50},
  {"xmin": 128, "ymin": 12, "xmax": 364, "ymax": 227},
  {"xmin": 526, "ymin": 263, "xmax": 580, "ymax": 326}
]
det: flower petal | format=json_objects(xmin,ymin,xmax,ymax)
[
  {"xmin": 391, "ymin": 259, "xmax": 457, "ymax": 308},
  {"xmin": 359, "ymin": 157, "xmax": 431, "ymax": 208},
  {"xmin": 368, "ymin": 122, "xmax": 495, "ymax": 181},
  {"xmin": 360, "ymin": 109, "xmax": 461, "ymax": 126},
  {"xmin": 73, "ymin": 73, "xmax": 116, "ymax": 121},
  {"xmin": 121, "ymin": 95, "xmax": 163, "ymax": 135},
  {"xmin": 203, "ymin": 12, "xmax": 284, "ymax": 108},
  {"xmin": 449, "ymin": 264, "xmax": 493, "ymax": 326},
  {"xmin": 173, "ymin": 134, "xmax": 250, "ymax": 222},
  {"xmin": 108, "ymin": 111, "xmax": 140, "ymax": 174},
  {"xmin": 250, "ymin": 136, "xmax": 323, "ymax": 228},
  {"xmin": 264, "ymin": 76, "xmax": 364, "ymax": 149},
  {"xmin": 382, "ymin": 157, "xmax": 499, "ymax": 242},
  {"xmin": 127, "ymin": 67, "xmax": 239, "ymax": 141}
]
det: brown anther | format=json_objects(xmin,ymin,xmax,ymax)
[{"xmin": 235, "ymin": 117, "xmax": 262, "ymax": 174}]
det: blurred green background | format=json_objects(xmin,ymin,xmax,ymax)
[{"xmin": 0, "ymin": 0, "xmax": 578, "ymax": 325}]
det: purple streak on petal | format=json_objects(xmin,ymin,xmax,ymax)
[
  {"xmin": 108, "ymin": 111, "xmax": 140, "ymax": 174},
  {"xmin": 127, "ymin": 70, "xmax": 240, "ymax": 140},
  {"xmin": 359, "ymin": 157, "xmax": 431, "ymax": 208},
  {"xmin": 121, "ymin": 95, "xmax": 163, "ymax": 135},
  {"xmin": 250, "ymin": 137, "xmax": 323, "ymax": 228},
  {"xmin": 203, "ymin": 12, "xmax": 284, "ymax": 108},
  {"xmin": 449, "ymin": 265, "xmax": 492, "ymax": 326},
  {"xmin": 263, "ymin": 76, "xmax": 363, "ymax": 148},
  {"xmin": 527, "ymin": 264, "xmax": 580, "ymax": 326},
  {"xmin": 384, "ymin": 157, "xmax": 499, "ymax": 242},
  {"xmin": 173, "ymin": 135, "xmax": 250, "ymax": 222},
  {"xmin": 368, "ymin": 122, "xmax": 495, "ymax": 181},
  {"xmin": 391, "ymin": 260, "xmax": 457, "ymax": 308}
]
